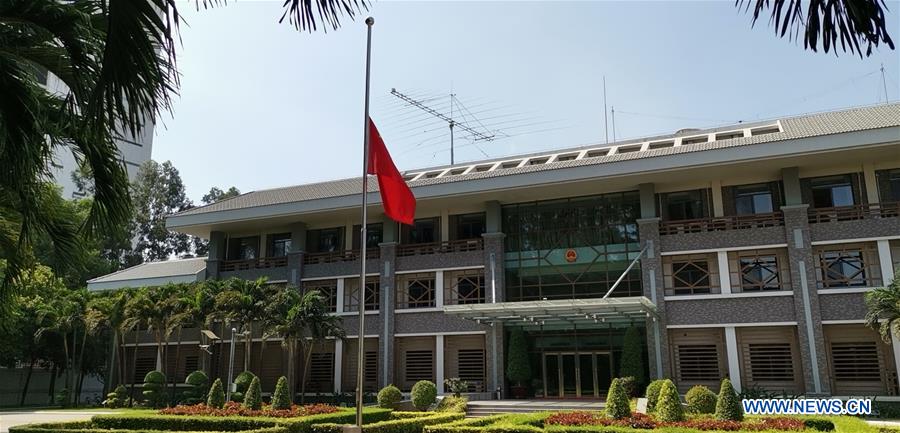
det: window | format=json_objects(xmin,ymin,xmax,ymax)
[
  {"xmin": 659, "ymin": 190, "xmax": 710, "ymax": 221},
  {"xmin": 831, "ymin": 342, "xmax": 881, "ymax": 381},
  {"xmin": 876, "ymin": 168, "xmax": 900, "ymax": 203},
  {"xmin": 555, "ymin": 152, "xmax": 579, "ymax": 162},
  {"xmin": 183, "ymin": 356, "xmax": 199, "ymax": 376},
  {"xmin": 729, "ymin": 249, "xmax": 790, "ymax": 292},
  {"xmin": 344, "ymin": 277, "xmax": 380, "ymax": 312},
  {"xmin": 306, "ymin": 227, "xmax": 344, "ymax": 253},
  {"xmin": 352, "ymin": 223, "xmax": 383, "ymax": 250},
  {"xmin": 401, "ymin": 218, "xmax": 440, "ymax": 244},
  {"xmin": 715, "ymin": 131, "xmax": 744, "ymax": 141},
  {"xmin": 809, "ymin": 175, "xmax": 857, "ymax": 208},
  {"xmin": 664, "ymin": 254, "xmax": 718, "ymax": 296},
  {"xmin": 450, "ymin": 213, "xmax": 485, "ymax": 240},
  {"xmin": 303, "ymin": 280, "xmax": 338, "ymax": 312},
  {"xmin": 681, "ymin": 136, "xmax": 709, "ymax": 145},
  {"xmin": 675, "ymin": 345, "xmax": 721, "ymax": 382},
  {"xmin": 307, "ymin": 352, "xmax": 334, "ymax": 391},
  {"xmin": 814, "ymin": 244, "xmax": 882, "ymax": 289},
  {"xmin": 616, "ymin": 145, "xmax": 641, "ymax": 154},
  {"xmin": 405, "ymin": 350, "xmax": 434, "ymax": 383},
  {"xmin": 732, "ymin": 183, "xmax": 775, "ymax": 215},
  {"xmin": 397, "ymin": 273, "xmax": 436, "ymax": 309},
  {"xmin": 746, "ymin": 343, "xmax": 794, "ymax": 382},
  {"xmin": 457, "ymin": 349, "xmax": 486, "ymax": 389},
  {"xmin": 647, "ymin": 141, "xmax": 674, "ymax": 150},
  {"xmin": 134, "ymin": 357, "xmax": 155, "ymax": 383},
  {"xmin": 445, "ymin": 269, "xmax": 485, "ymax": 305},
  {"xmin": 227, "ymin": 236, "xmax": 259, "ymax": 260},
  {"xmin": 268, "ymin": 233, "xmax": 292, "ymax": 257}
]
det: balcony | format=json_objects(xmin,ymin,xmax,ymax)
[
  {"xmin": 659, "ymin": 211, "xmax": 784, "ymax": 235},
  {"xmin": 808, "ymin": 202, "xmax": 900, "ymax": 224},
  {"xmin": 396, "ymin": 238, "xmax": 484, "ymax": 257},
  {"xmin": 220, "ymin": 256, "xmax": 287, "ymax": 272},
  {"xmin": 303, "ymin": 248, "xmax": 380, "ymax": 265}
]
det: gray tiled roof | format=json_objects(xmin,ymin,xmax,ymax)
[
  {"xmin": 172, "ymin": 103, "xmax": 900, "ymax": 218},
  {"xmin": 87, "ymin": 257, "xmax": 207, "ymax": 283}
]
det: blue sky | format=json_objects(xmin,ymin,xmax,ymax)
[{"xmin": 153, "ymin": 1, "xmax": 900, "ymax": 202}]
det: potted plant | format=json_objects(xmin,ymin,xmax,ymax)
[{"xmin": 506, "ymin": 329, "xmax": 532, "ymax": 399}]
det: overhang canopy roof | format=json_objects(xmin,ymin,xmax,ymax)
[{"xmin": 443, "ymin": 296, "xmax": 657, "ymax": 328}]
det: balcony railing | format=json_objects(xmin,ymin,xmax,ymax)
[
  {"xmin": 303, "ymin": 248, "xmax": 380, "ymax": 265},
  {"xmin": 659, "ymin": 211, "xmax": 784, "ymax": 235},
  {"xmin": 396, "ymin": 238, "xmax": 484, "ymax": 257},
  {"xmin": 808, "ymin": 202, "xmax": 900, "ymax": 224},
  {"xmin": 220, "ymin": 256, "xmax": 287, "ymax": 272}
]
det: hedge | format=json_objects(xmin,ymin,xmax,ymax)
[
  {"xmin": 280, "ymin": 408, "xmax": 393, "ymax": 433},
  {"xmin": 423, "ymin": 415, "xmax": 509, "ymax": 433},
  {"xmin": 313, "ymin": 412, "xmax": 464, "ymax": 433},
  {"xmin": 9, "ymin": 420, "xmax": 288, "ymax": 433}
]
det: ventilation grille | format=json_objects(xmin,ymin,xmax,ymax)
[
  {"xmin": 457, "ymin": 349, "xmax": 486, "ymax": 387},
  {"xmin": 184, "ymin": 356, "xmax": 199, "ymax": 375},
  {"xmin": 405, "ymin": 350, "xmax": 434, "ymax": 383},
  {"xmin": 135, "ymin": 357, "xmax": 155, "ymax": 382},
  {"xmin": 746, "ymin": 343, "xmax": 794, "ymax": 381},
  {"xmin": 309, "ymin": 353, "xmax": 334, "ymax": 384},
  {"xmin": 832, "ymin": 342, "xmax": 881, "ymax": 381},
  {"xmin": 675, "ymin": 344, "xmax": 721, "ymax": 382}
]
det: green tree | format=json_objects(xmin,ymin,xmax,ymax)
[
  {"xmin": 242, "ymin": 376, "xmax": 262, "ymax": 410},
  {"xmin": 295, "ymin": 290, "xmax": 344, "ymax": 403},
  {"xmin": 214, "ymin": 278, "xmax": 269, "ymax": 373},
  {"xmin": 715, "ymin": 378, "xmax": 743, "ymax": 421},
  {"xmin": 271, "ymin": 376, "xmax": 291, "ymax": 410},
  {"xmin": 193, "ymin": 187, "xmax": 241, "ymax": 256},
  {"xmin": 142, "ymin": 370, "xmax": 167, "ymax": 408},
  {"xmin": 655, "ymin": 379, "xmax": 685, "ymax": 422},
  {"xmin": 866, "ymin": 274, "xmax": 900, "ymax": 342},
  {"xmin": 262, "ymin": 286, "xmax": 303, "ymax": 399},
  {"xmin": 505, "ymin": 329, "xmax": 531, "ymax": 388},
  {"xmin": 605, "ymin": 378, "xmax": 631, "ymax": 420},
  {"xmin": 619, "ymin": 326, "xmax": 646, "ymax": 391},
  {"xmin": 207, "ymin": 378, "xmax": 226, "ymax": 409},
  {"xmin": 130, "ymin": 161, "xmax": 194, "ymax": 261}
]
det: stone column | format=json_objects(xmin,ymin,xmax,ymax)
[
  {"xmin": 637, "ymin": 218, "xmax": 669, "ymax": 380},
  {"xmin": 781, "ymin": 204, "xmax": 831, "ymax": 395},
  {"xmin": 483, "ymin": 232, "xmax": 506, "ymax": 395},
  {"xmin": 379, "ymin": 241, "xmax": 397, "ymax": 388},
  {"xmin": 206, "ymin": 230, "xmax": 226, "ymax": 280},
  {"xmin": 288, "ymin": 223, "xmax": 307, "ymax": 286}
]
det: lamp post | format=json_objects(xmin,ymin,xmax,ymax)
[{"xmin": 226, "ymin": 327, "xmax": 237, "ymax": 402}]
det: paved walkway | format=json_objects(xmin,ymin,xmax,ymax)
[
  {"xmin": 468, "ymin": 399, "xmax": 605, "ymax": 409},
  {"xmin": 0, "ymin": 410, "xmax": 112, "ymax": 432}
]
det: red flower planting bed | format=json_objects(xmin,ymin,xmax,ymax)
[
  {"xmin": 544, "ymin": 411, "xmax": 805, "ymax": 431},
  {"xmin": 159, "ymin": 402, "xmax": 340, "ymax": 418}
]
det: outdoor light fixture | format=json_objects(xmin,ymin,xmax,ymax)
[{"xmin": 201, "ymin": 329, "xmax": 220, "ymax": 340}]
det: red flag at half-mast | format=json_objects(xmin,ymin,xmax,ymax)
[{"xmin": 368, "ymin": 118, "xmax": 415, "ymax": 225}]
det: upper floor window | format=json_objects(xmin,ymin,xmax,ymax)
[
  {"xmin": 401, "ymin": 218, "xmax": 440, "ymax": 244},
  {"xmin": 814, "ymin": 243, "xmax": 882, "ymax": 289},
  {"xmin": 303, "ymin": 279, "xmax": 338, "ymax": 312},
  {"xmin": 806, "ymin": 174, "xmax": 859, "ymax": 208},
  {"xmin": 268, "ymin": 233, "xmax": 292, "ymax": 257},
  {"xmin": 659, "ymin": 189, "xmax": 711, "ymax": 221},
  {"xmin": 307, "ymin": 227, "xmax": 344, "ymax": 253},
  {"xmin": 663, "ymin": 253, "xmax": 720, "ymax": 296},
  {"xmin": 397, "ymin": 273, "xmax": 436, "ymax": 309},
  {"xmin": 728, "ymin": 249, "xmax": 790, "ymax": 292},
  {"xmin": 227, "ymin": 236, "xmax": 259, "ymax": 260},
  {"xmin": 352, "ymin": 223, "xmax": 383, "ymax": 250},
  {"xmin": 444, "ymin": 269, "xmax": 486, "ymax": 305},
  {"xmin": 730, "ymin": 183, "xmax": 779, "ymax": 215},
  {"xmin": 450, "ymin": 213, "xmax": 486, "ymax": 240},
  {"xmin": 876, "ymin": 168, "xmax": 900, "ymax": 203},
  {"xmin": 344, "ymin": 276, "xmax": 380, "ymax": 312}
]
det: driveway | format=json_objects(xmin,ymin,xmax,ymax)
[{"xmin": 0, "ymin": 410, "xmax": 112, "ymax": 432}]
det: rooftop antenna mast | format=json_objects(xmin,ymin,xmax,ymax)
[
  {"xmin": 880, "ymin": 63, "xmax": 890, "ymax": 103},
  {"xmin": 391, "ymin": 88, "xmax": 496, "ymax": 165}
]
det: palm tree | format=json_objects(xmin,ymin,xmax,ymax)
[
  {"xmin": 865, "ymin": 274, "xmax": 900, "ymax": 342},
  {"xmin": 294, "ymin": 290, "xmax": 345, "ymax": 404},
  {"xmin": 124, "ymin": 285, "xmax": 179, "ymax": 374},
  {"xmin": 214, "ymin": 277, "xmax": 268, "ymax": 373},
  {"xmin": 262, "ymin": 286, "xmax": 303, "ymax": 399},
  {"xmin": 35, "ymin": 288, "xmax": 84, "ymax": 407}
]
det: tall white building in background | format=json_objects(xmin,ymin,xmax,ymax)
[{"xmin": 41, "ymin": 71, "xmax": 154, "ymax": 199}]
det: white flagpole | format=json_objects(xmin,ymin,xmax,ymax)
[{"xmin": 356, "ymin": 16, "xmax": 374, "ymax": 428}]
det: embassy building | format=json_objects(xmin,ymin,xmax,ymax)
[{"xmin": 92, "ymin": 104, "xmax": 900, "ymax": 399}]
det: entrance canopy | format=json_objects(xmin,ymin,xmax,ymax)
[{"xmin": 443, "ymin": 296, "xmax": 658, "ymax": 329}]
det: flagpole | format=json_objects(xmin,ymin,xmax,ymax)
[{"xmin": 356, "ymin": 16, "xmax": 374, "ymax": 429}]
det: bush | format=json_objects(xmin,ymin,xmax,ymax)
[
  {"xmin": 618, "ymin": 326, "xmax": 646, "ymax": 391},
  {"xmin": 320, "ymin": 412, "xmax": 464, "ymax": 433},
  {"xmin": 654, "ymin": 379, "xmax": 684, "ymax": 422},
  {"xmin": 436, "ymin": 395, "xmax": 467, "ymax": 413},
  {"xmin": 803, "ymin": 418, "xmax": 836, "ymax": 431},
  {"xmin": 93, "ymin": 414, "xmax": 279, "ymax": 431},
  {"xmin": 685, "ymin": 385, "xmax": 716, "ymax": 414},
  {"xmin": 444, "ymin": 377, "xmax": 469, "ymax": 397},
  {"xmin": 142, "ymin": 370, "xmax": 167, "ymax": 408},
  {"xmin": 102, "ymin": 384, "xmax": 128, "ymax": 408},
  {"xmin": 232, "ymin": 370, "xmax": 257, "ymax": 402},
  {"xmin": 604, "ymin": 378, "xmax": 630, "ymax": 420},
  {"xmin": 377, "ymin": 384, "xmax": 403, "ymax": 409},
  {"xmin": 207, "ymin": 378, "xmax": 226, "ymax": 408},
  {"xmin": 644, "ymin": 379, "xmax": 665, "ymax": 412},
  {"xmin": 715, "ymin": 378, "xmax": 743, "ymax": 421},
  {"xmin": 243, "ymin": 376, "xmax": 263, "ymax": 410},
  {"xmin": 272, "ymin": 376, "xmax": 292, "ymax": 410},
  {"xmin": 506, "ymin": 329, "xmax": 531, "ymax": 387},
  {"xmin": 411, "ymin": 380, "xmax": 438, "ymax": 411},
  {"xmin": 181, "ymin": 370, "xmax": 209, "ymax": 405},
  {"xmin": 616, "ymin": 376, "xmax": 637, "ymax": 399}
]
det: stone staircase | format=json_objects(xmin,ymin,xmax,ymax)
[{"xmin": 466, "ymin": 399, "xmax": 605, "ymax": 417}]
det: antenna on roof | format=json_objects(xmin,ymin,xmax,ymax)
[
  {"xmin": 611, "ymin": 106, "xmax": 617, "ymax": 143},
  {"xmin": 880, "ymin": 63, "xmax": 890, "ymax": 103}
]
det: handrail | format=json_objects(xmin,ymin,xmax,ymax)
[
  {"xmin": 220, "ymin": 256, "xmax": 288, "ymax": 272},
  {"xmin": 303, "ymin": 248, "xmax": 380, "ymax": 265},
  {"xmin": 659, "ymin": 211, "xmax": 784, "ymax": 235},
  {"xmin": 808, "ymin": 202, "xmax": 900, "ymax": 223},
  {"xmin": 396, "ymin": 238, "xmax": 484, "ymax": 257}
]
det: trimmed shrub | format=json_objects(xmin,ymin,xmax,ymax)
[
  {"xmin": 604, "ymin": 378, "xmax": 630, "ymax": 420},
  {"xmin": 207, "ymin": 378, "xmax": 226, "ymax": 408},
  {"xmin": 232, "ymin": 370, "xmax": 257, "ymax": 402},
  {"xmin": 436, "ymin": 395, "xmax": 468, "ymax": 413},
  {"xmin": 715, "ymin": 378, "xmax": 743, "ymax": 421},
  {"xmin": 102, "ymin": 384, "xmax": 128, "ymax": 408},
  {"xmin": 618, "ymin": 326, "xmax": 646, "ymax": 391},
  {"xmin": 506, "ymin": 329, "xmax": 531, "ymax": 387},
  {"xmin": 644, "ymin": 379, "xmax": 665, "ymax": 412},
  {"xmin": 142, "ymin": 370, "xmax": 167, "ymax": 408},
  {"xmin": 243, "ymin": 376, "xmax": 263, "ymax": 410},
  {"xmin": 313, "ymin": 412, "xmax": 464, "ymax": 433},
  {"xmin": 411, "ymin": 380, "xmax": 438, "ymax": 411},
  {"xmin": 654, "ymin": 379, "xmax": 684, "ymax": 422},
  {"xmin": 685, "ymin": 385, "xmax": 716, "ymax": 414},
  {"xmin": 616, "ymin": 376, "xmax": 637, "ymax": 399},
  {"xmin": 803, "ymin": 418, "xmax": 836, "ymax": 431},
  {"xmin": 444, "ymin": 377, "xmax": 469, "ymax": 397},
  {"xmin": 377, "ymin": 384, "xmax": 403, "ymax": 409},
  {"xmin": 181, "ymin": 370, "xmax": 209, "ymax": 405},
  {"xmin": 272, "ymin": 376, "xmax": 292, "ymax": 410}
]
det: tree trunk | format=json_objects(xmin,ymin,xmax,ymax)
[
  {"xmin": 48, "ymin": 363, "xmax": 57, "ymax": 405},
  {"xmin": 63, "ymin": 331, "xmax": 71, "ymax": 407},
  {"xmin": 75, "ymin": 327, "xmax": 88, "ymax": 407},
  {"xmin": 129, "ymin": 330, "xmax": 139, "ymax": 407},
  {"xmin": 300, "ymin": 342, "xmax": 313, "ymax": 404},
  {"xmin": 19, "ymin": 358, "xmax": 35, "ymax": 406},
  {"xmin": 244, "ymin": 323, "xmax": 252, "ymax": 373},
  {"xmin": 287, "ymin": 339, "xmax": 296, "ymax": 403},
  {"xmin": 171, "ymin": 327, "xmax": 183, "ymax": 403},
  {"xmin": 107, "ymin": 330, "xmax": 119, "ymax": 394},
  {"xmin": 76, "ymin": 371, "xmax": 85, "ymax": 406}
]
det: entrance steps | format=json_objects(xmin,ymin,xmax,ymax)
[{"xmin": 466, "ymin": 400, "xmax": 605, "ymax": 417}]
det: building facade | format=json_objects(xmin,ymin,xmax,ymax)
[{"xmin": 118, "ymin": 104, "xmax": 900, "ymax": 399}]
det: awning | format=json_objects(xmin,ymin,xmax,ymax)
[{"xmin": 443, "ymin": 296, "xmax": 658, "ymax": 329}]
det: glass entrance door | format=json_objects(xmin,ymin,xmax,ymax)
[{"xmin": 543, "ymin": 351, "xmax": 611, "ymax": 398}]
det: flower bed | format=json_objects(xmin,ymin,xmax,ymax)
[
  {"xmin": 544, "ymin": 411, "xmax": 807, "ymax": 431},
  {"xmin": 159, "ymin": 402, "xmax": 340, "ymax": 418}
]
